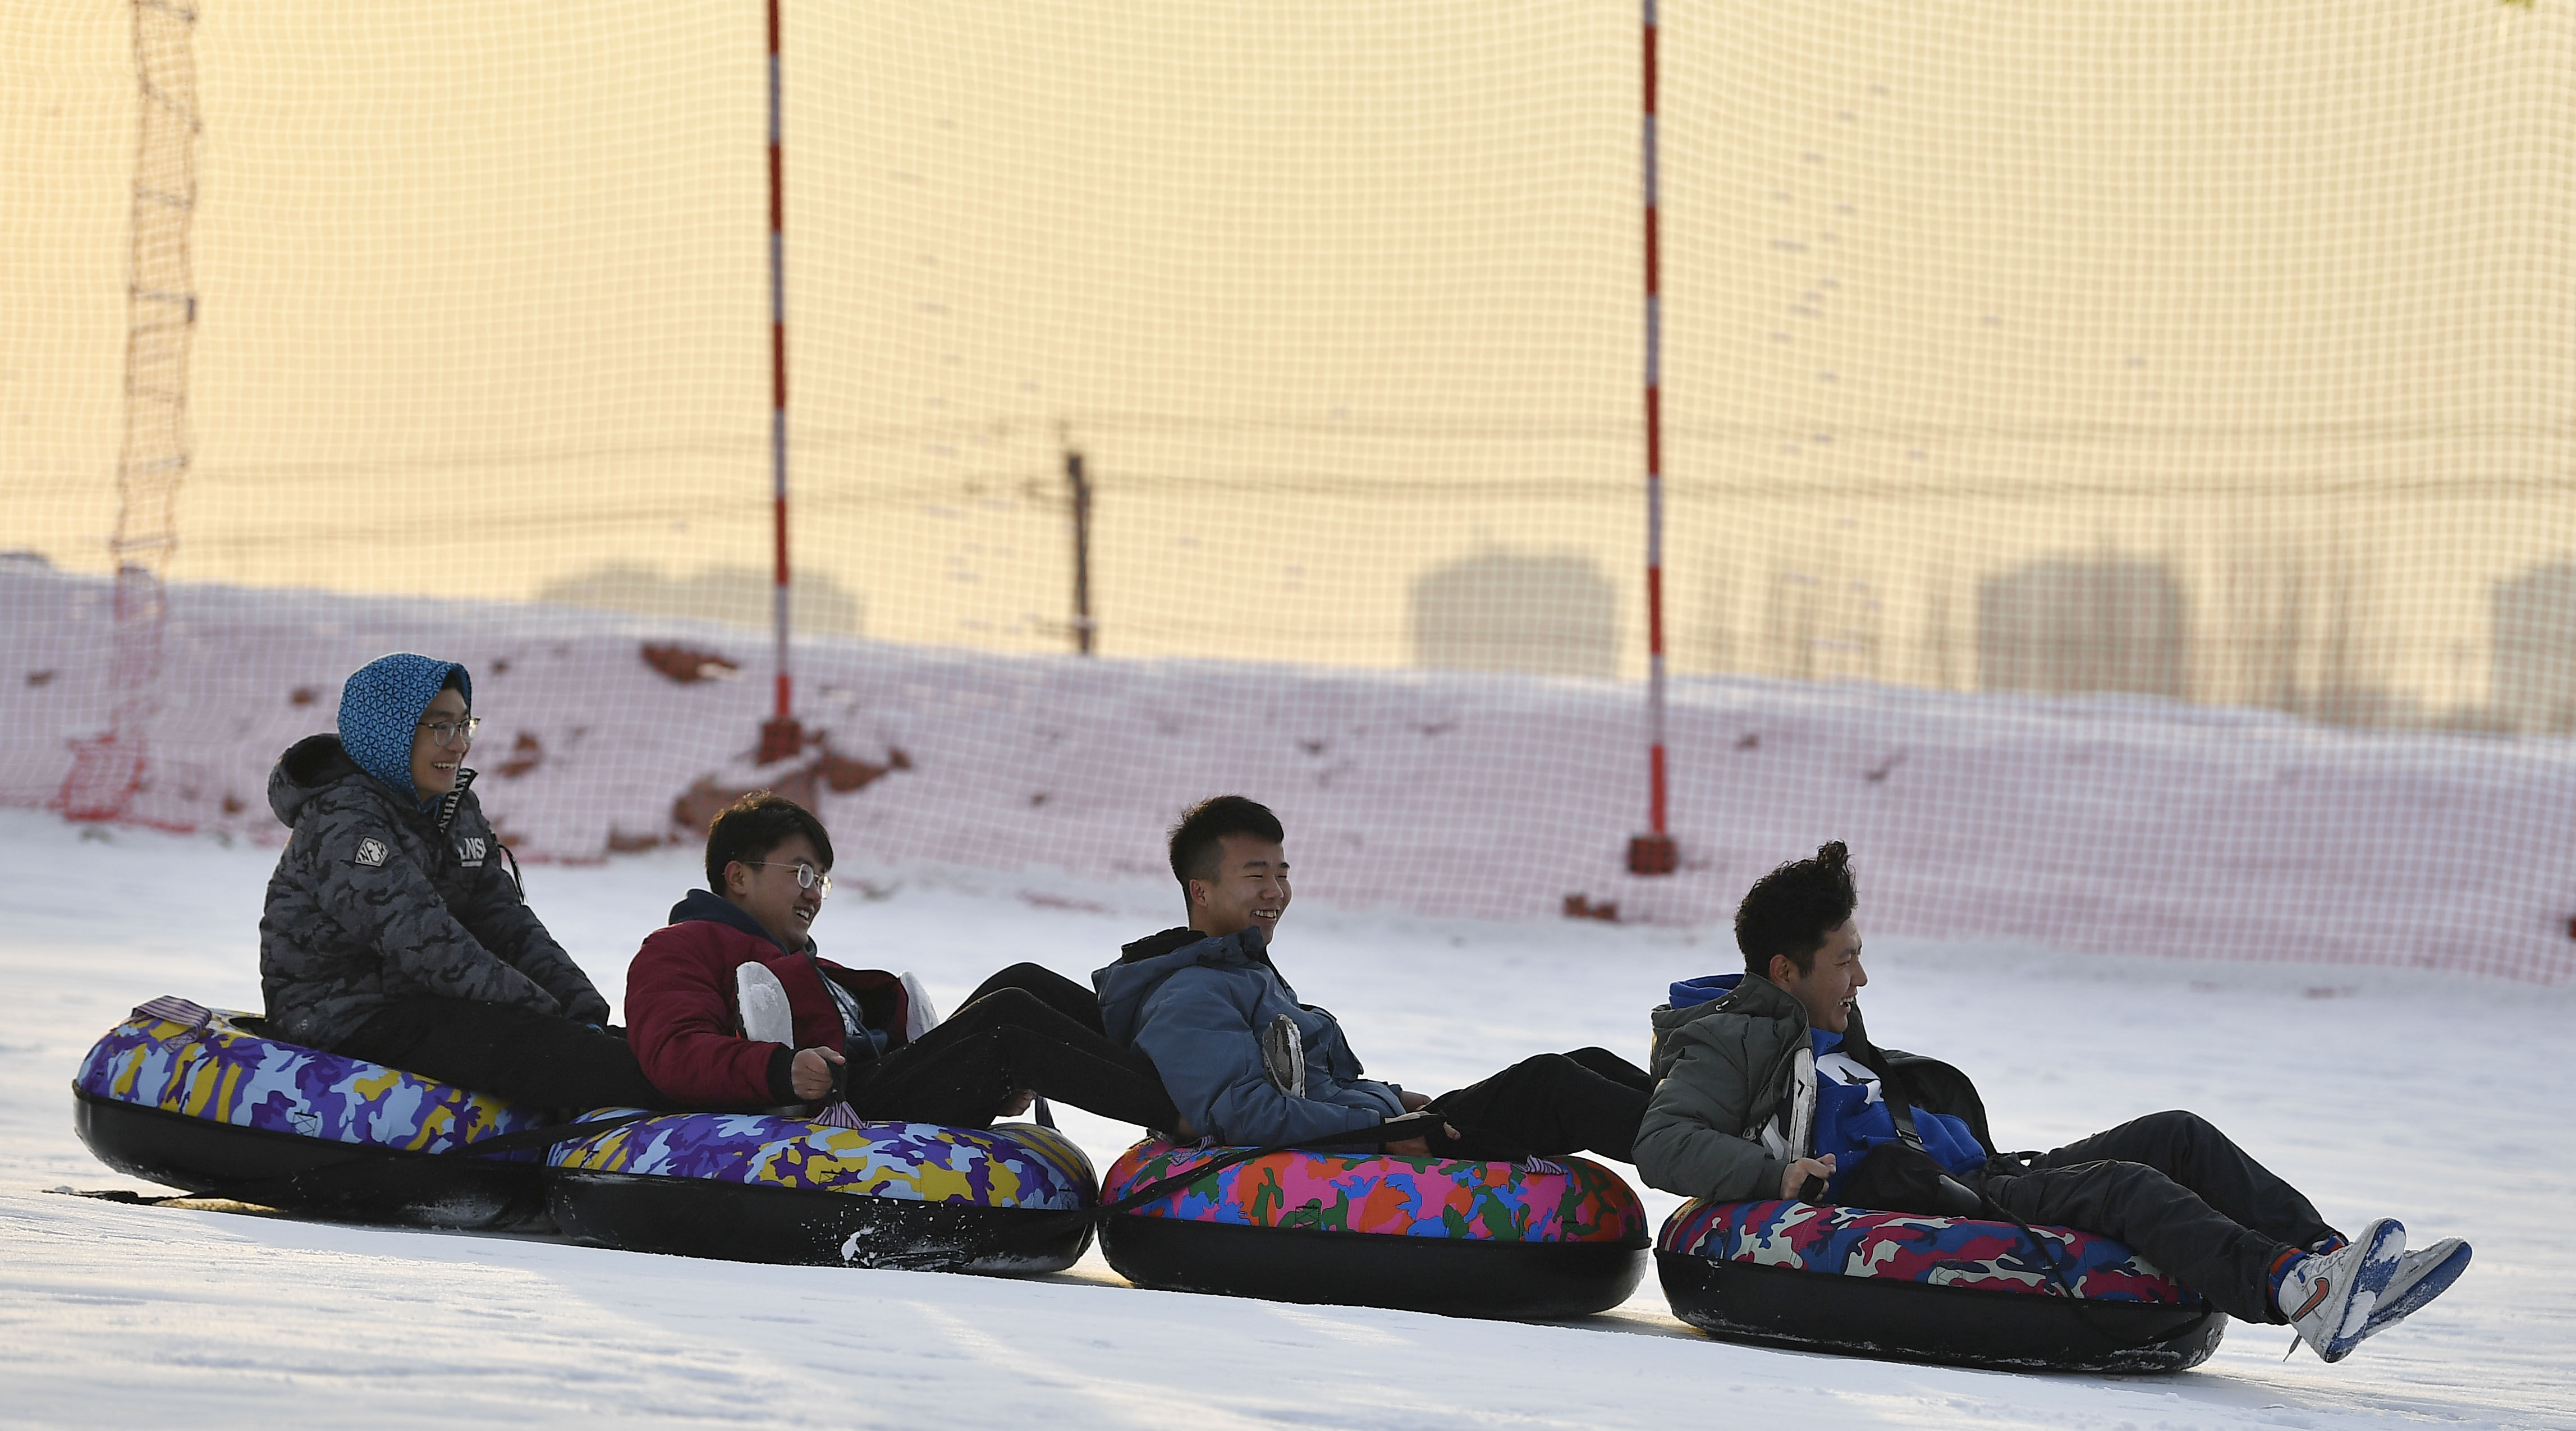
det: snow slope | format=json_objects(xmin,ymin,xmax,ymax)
[
  {"xmin": 2, "ymin": 808, "xmax": 2569, "ymax": 1429},
  {"xmin": 4, "ymin": 567, "xmax": 2572, "ymax": 981}
]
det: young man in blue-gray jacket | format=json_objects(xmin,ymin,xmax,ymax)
[{"xmin": 1093, "ymin": 795, "xmax": 1649, "ymax": 1160}]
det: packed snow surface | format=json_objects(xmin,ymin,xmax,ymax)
[
  {"xmin": 3, "ymin": 809, "xmax": 2570, "ymax": 1429},
  {"xmin": 4, "ymin": 568, "xmax": 2572, "ymax": 980}
]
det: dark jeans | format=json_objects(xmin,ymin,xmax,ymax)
[
  {"xmin": 849, "ymin": 963, "xmax": 1178, "ymax": 1132},
  {"xmin": 1973, "ymin": 1109, "xmax": 2343, "ymax": 1324},
  {"xmin": 1422, "ymin": 1047, "xmax": 1653, "ymax": 1163},
  {"xmin": 338, "ymin": 996, "xmax": 672, "ymax": 1112}
]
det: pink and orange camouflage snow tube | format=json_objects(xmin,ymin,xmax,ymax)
[{"xmin": 1095, "ymin": 1137, "xmax": 1649, "ymax": 1317}]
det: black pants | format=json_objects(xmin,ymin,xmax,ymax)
[
  {"xmin": 1973, "ymin": 1110, "xmax": 2343, "ymax": 1324},
  {"xmin": 847, "ymin": 963, "xmax": 1178, "ymax": 1132},
  {"xmin": 955, "ymin": 962, "xmax": 1107, "ymax": 1034},
  {"xmin": 1422, "ymin": 1047, "xmax": 1652, "ymax": 1163},
  {"xmin": 338, "ymin": 997, "xmax": 672, "ymax": 1112}
]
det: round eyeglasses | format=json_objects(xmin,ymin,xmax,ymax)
[
  {"xmin": 416, "ymin": 716, "xmax": 482, "ymax": 749},
  {"xmin": 742, "ymin": 860, "xmax": 832, "ymax": 897}
]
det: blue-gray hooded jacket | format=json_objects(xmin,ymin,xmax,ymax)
[{"xmin": 1094, "ymin": 926, "xmax": 1406, "ymax": 1147}]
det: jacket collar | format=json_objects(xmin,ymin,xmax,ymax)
[
  {"xmin": 667, "ymin": 887, "xmax": 810, "ymax": 958},
  {"xmin": 1094, "ymin": 924, "xmax": 1279, "ymax": 1047},
  {"xmin": 1657, "ymin": 969, "xmax": 1888, "ymax": 1048},
  {"xmin": 1119, "ymin": 926, "xmax": 1213, "ymax": 963},
  {"xmin": 1710, "ymin": 973, "xmax": 1880, "ymax": 1051},
  {"xmin": 267, "ymin": 733, "xmax": 478, "ymax": 837},
  {"xmin": 1118, "ymin": 923, "xmax": 1280, "ymax": 970},
  {"xmin": 1704, "ymin": 967, "xmax": 1805, "ymax": 1026},
  {"xmin": 429, "ymin": 768, "xmax": 475, "ymax": 834},
  {"xmin": 1669, "ymin": 972, "xmax": 1743, "ymax": 1008}
]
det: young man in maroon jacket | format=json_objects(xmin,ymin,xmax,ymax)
[{"xmin": 625, "ymin": 792, "xmax": 1180, "ymax": 1131}]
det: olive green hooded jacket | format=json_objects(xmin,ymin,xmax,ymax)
[{"xmin": 1634, "ymin": 973, "xmax": 1993, "ymax": 1204}]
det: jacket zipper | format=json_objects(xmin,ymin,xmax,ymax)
[{"xmin": 1738, "ymin": 991, "xmax": 1811, "ymax": 1156}]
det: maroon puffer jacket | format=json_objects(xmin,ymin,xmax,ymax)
[{"xmin": 625, "ymin": 892, "xmax": 914, "ymax": 1108}]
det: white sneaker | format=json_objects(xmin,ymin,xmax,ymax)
[
  {"xmin": 2282, "ymin": 1217, "xmax": 2407, "ymax": 1363},
  {"xmin": 2363, "ymin": 1237, "xmax": 2470, "ymax": 1336}
]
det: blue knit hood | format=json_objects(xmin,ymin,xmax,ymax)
[{"xmin": 336, "ymin": 653, "xmax": 471, "ymax": 806}]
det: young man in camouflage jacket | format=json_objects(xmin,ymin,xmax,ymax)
[{"xmin": 259, "ymin": 652, "xmax": 664, "ymax": 1109}]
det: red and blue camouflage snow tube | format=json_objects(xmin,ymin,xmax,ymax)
[
  {"xmin": 1656, "ymin": 1198, "xmax": 2227, "ymax": 1372},
  {"xmin": 543, "ymin": 1110, "xmax": 1098, "ymax": 1274},
  {"xmin": 1096, "ymin": 1137, "xmax": 1650, "ymax": 1318},
  {"xmin": 71, "ymin": 997, "xmax": 552, "ymax": 1227}
]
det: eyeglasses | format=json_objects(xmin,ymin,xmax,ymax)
[
  {"xmin": 416, "ymin": 717, "xmax": 482, "ymax": 748},
  {"xmin": 742, "ymin": 860, "xmax": 832, "ymax": 897}
]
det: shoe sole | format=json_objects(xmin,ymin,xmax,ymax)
[
  {"xmin": 2363, "ymin": 1241, "xmax": 2471, "ymax": 1336},
  {"xmin": 2313, "ymin": 1218, "xmax": 2408, "ymax": 1362},
  {"xmin": 1260, "ymin": 1015, "xmax": 1306, "ymax": 1098},
  {"xmin": 736, "ymin": 964, "xmax": 796, "ymax": 1047}
]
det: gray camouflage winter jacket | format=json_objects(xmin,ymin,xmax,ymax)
[{"xmin": 258, "ymin": 734, "xmax": 609, "ymax": 1047}]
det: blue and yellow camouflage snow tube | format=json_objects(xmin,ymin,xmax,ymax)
[
  {"xmin": 544, "ymin": 1110, "xmax": 1098, "ymax": 1273},
  {"xmin": 72, "ymin": 996, "xmax": 552, "ymax": 1227}
]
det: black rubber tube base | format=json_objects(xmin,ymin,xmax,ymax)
[
  {"xmin": 548, "ymin": 1170, "xmax": 1093, "ymax": 1275},
  {"xmin": 1102, "ymin": 1215, "xmax": 1648, "ymax": 1319},
  {"xmin": 73, "ymin": 1089, "xmax": 544, "ymax": 1230},
  {"xmin": 1657, "ymin": 1251, "xmax": 2227, "ymax": 1374}
]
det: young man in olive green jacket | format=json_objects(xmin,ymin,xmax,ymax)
[{"xmin": 1636, "ymin": 842, "xmax": 2469, "ymax": 1365}]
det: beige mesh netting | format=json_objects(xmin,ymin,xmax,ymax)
[{"xmin": 5, "ymin": 1, "xmax": 2570, "ymax": 978}]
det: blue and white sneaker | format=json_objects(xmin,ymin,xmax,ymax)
[
  {"xmin": 2282, "ymin": 1217, "xmax": 2407, "ymax": 1363},
  {"xmin": 2363, "ymin": 1237, "xmax": 2470, "ymax": 1336}
]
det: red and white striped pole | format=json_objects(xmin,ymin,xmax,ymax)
[
  {"xmin": 1629, "ymin": 0, "xmax": 1677, "ymax": 876},
  {"xmin": 757, "ymin": 0, "xmax": 803, "ymax": 764}
]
